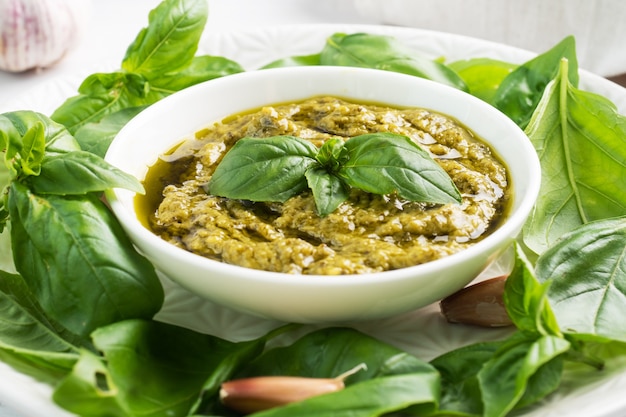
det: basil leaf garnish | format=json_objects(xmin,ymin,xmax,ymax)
[
  {"xmin": 207, "ymin": 133, "xmax": 461, "ymax": 216},
  {"xmin": 305, "ymin": 166, "xmax": 350, "ymax": 217},
  {"xmin": 339, "ymin": 133, "xmax": 461, "ymax": 204},
  {"xmin": 208, "ymin": 136, "xmax": 319, "ymax": 202}
]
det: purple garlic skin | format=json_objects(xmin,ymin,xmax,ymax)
[{"xmin": 0, "ymin": 0, "xmax": 91, "ymax": 72}]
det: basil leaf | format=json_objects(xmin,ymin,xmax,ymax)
[
  {"xmin": 0, "ymin": 172, "xmax": 9, "ymax": 236},
  {"xmin": 503, "ymin": 243, "xmax": 561, "ymax": 337},
  {"xmin": 478, "ymin": 334, "xmax": 569, "ymax": 417},
  {"xmin": 51, "ymin": 87, "xmax": 142, "ymax": 135},
  {"xmin": 535, "ymin": 217, "xmax": 626, "ymax": 342},
  {"xmin": 122, "ymin": 0, "xmax": 208, "ymax": 78},
  {"xmin": 0, "ymin": 271, "xmax": 85, "ymax": 352},
  {"xmin": 305, "ymin": 166, "xmax": 350, "ymax": 217},
  {"xmin": 1, "ymin": 111, "xmax": 144, "ymax": 195},
  {"xmin": 54, "ymin": 319, "xmax": 269, "ymax": 417},
  {"xmin": 14, "ymin": 121, "xmax": 45, "ymax": 176},
  {"xmin": 321, "ymin": 32, "xmax": 468, "ymax": 91},
  {"xmin": 74, "ymin": 106, "xmax": 146, "ymax": 158},
  {"xmin": 493, "ymin": 36, "xmax": 578, "ymax": 128},
  {"xmin": 208, "ymin": 136, "xmax": 319, "ymax": 202},
  {"xmin": 316, "ymin": 137, "xmax": 348, "ymax": 171},
  {"xmin": 261, "ymin": 53, "xmax": 321, "ymax": 69},
  {"xmin": 0, "ymin": 271, "xmax": 82, "ymax": 383},
  {"xmin": 1, "ymin": 112, "xmax": 78, "ymax": 176},
  {"xmin": 523, "ymin": 59, "xmax": 626, "ymax": 254},
  {"xmin": 94, "ymin": 320, "xmax": 249, "ymax": 417},
  {"xmin": 190, "ymin": 335, "xmax": 268, "ymax": 415},
  {"xmin": 150, "ymin": 55, "xmax": 245, "ymax": 93},
  {"xmin": 8, "ymin": 182, "xmax": 163, "ymax": 338},
  {"xmin": 431, "ymin": 341, "xmax": 501, "ymax": 416},
  {"xmin": 0, "ymin": 111, "xmax": 79, "ymax": 154},
  {"xmin": 26, "ymin": 151, "xmax": 144, "ymax": 195},
  {"xmin": 76, "ymin": 72, "xmax": 137, "ymax": 95},
  {"xmin": 52, "ymin": 349, "xmax": 125, "ymax": 417},
  {"xmin": 339, "ymin": 133, "xmax": 462, "ymax": 204},
  {"xmin": 449, "ymin": 57, "xmax": 517, "ymax": 103}
]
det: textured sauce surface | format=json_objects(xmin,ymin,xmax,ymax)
[{"xmin": 139, "ymin": 97, "xmax": 511, "ymax": 275}]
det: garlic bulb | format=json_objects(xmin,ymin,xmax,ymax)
[{"xmin": 0, "ymin": 0, "xmax": 91, "ymax": 72}]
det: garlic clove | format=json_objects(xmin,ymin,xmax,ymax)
[
  {"xmin": 220, "ymin": 363, "xmax": 366, "ymax": 414},
  {"xmin": 0, "ymin": 0, "xmax": 92, "ymax": 72},
  {"xmin": 440, "ymin": 275, "xmax": 513, "ymax": 327},
  {"xmin": 220, "ymin": 376, "xmax": 345, "ymax": 414}
]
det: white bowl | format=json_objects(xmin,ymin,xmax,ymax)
[{"xmin": 105, "ymin": 66, "xmax": 540, "ymax": 323}]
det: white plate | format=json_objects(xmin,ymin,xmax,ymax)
[{"xmin": 1, "ymin": 24, "xmax": 626, "ymax": 417}]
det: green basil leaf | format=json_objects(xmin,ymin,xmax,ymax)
[
  {"xmin": 8, "ymin": 182, "xmax": 163, "ymax": 338},
  {"xmin": 305, "ymin": 166, "xmax": 350, "ymax": 217},
  {"xmin": 449, "ymin": 57, "xmax": 517, "ymax": 103},
  {"xmin": 208, "ymin": 136, "xmax": 319, "ymax": 202},
  {"xmin": 339, "ymin": 133, "xmax": 462, "ymax": 203},
  {"xmin": 51, "ymin": 90, "xmax": 138, "ymax": 135},
  {"xmin": 3, "ymin": 111, "xmax": 79, "ymax": 153},
  {"xmin": 478, "ymin": 334, "xmax": 569, "ymax": 417},
  {"xmin": 493, "ymin": 36, "xmax": 578, "ymax": 128},
  {"xmin": 54, "ymin": 320, "xmax": 251, "ymax": 417},
  {"xmin": 523, "ymin": 59, "xmax": 626, "ymax": 254},
  {"xmin": 52, "ymin": 349, "xmax": 126, "ymax": 417},
  {"xmin": 76, "ymin": 72, "xmax": 160, "ymax": 105},
  {"xmin": 316, "ymin": 137, "xmax": 348, "ymax": 171},
  {"xmin": 15, "ymin": 121, "xmax": 45, "ymax": 176},
  {"xmin": 0, "ymin": 271, "xmax": 85, "ymax": 351},
  {"xmin": 122, "ymin": 0, "xmax": 208, "ymax": 79},
  {"xmin": 514, "ymin": 354, "xmax": 564, "ymax": 411},
  {"xmin": 431, "ymin": 341, "xmax": 501, "ymax": 416},
  {"xmin": 0, "ymin": 212, "xmax": 8, "ymax": 236},
  {"xmin": 0, "ymin": 270, "xmax": 82, "ymax": 383},
  {"xmin": 1, "ymin": 111, "xmax": 79, "ymax": 174},
  {"xmin": 535, "ymin": 217, "xmax": 626, "ymax": 342},
  {"xmin": 76, "ymin": 72, "xmax": 132, "ymax": 95},
  {"xmin": 74, "ymin": 106, "xmax": 146, "ymax": 158},
  {"xmin": 52, "ymin": 72, "xmax": 166, "ymax": 136},
  {"xmin": 150, "ymin": 55, "xmax": 245, "ymax": 93},
  {"xmin": 261, "ymin": 53, "xmax": 321, "ymax": 69},
  {"xmin": 190, "ymin": 336, "xmax": 268, "ymax": 415},
  {"xmin": 26, "ymin": 151, "xmax": 144, "ymax": 195},
  {"xmin": 0, "ymin": 151, "xmax": 10, "ymax": 235},
  {"xmin": 240, "ymin": 327, "xmax": 436, "ymax": 382},
  {"xmin": 503, "ymin": 243, "xmax": 561, "ymax": 337},
  {"xmin": 321, "ymin": 32, "xmax": 468, "ymax": 91}
]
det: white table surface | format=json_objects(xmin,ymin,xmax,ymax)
[{"xmin": 0, "ymin": 1, "xmax": 376, "ymax": 416}]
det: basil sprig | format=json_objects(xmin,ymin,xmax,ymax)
[{"xmin": 207, "ymin": 133, "xmax": 462, "ymax": 217}]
